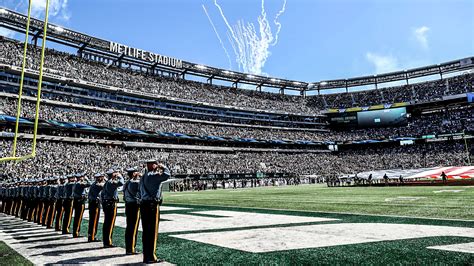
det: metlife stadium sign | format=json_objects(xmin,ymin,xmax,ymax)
[{"xmin": 109, "ymin": 42, "xmax": 183, "ymax": 68}]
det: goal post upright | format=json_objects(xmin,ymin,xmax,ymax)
[{"xmin": 0, "ymin": 0, "xmax": 50, "ymax": 162}]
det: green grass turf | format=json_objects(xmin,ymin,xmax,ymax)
[
  {"xmin": 162, "ymin": 184, "xmax": 474, "ymax": 220},
  {"xmin": 68, "ymin": 203, "xmax": 474, "ymax": 265},
  {"xmin": 17, "ymin": 185, "xmax": 473, "ymax": 264},
  {"xmin": 0, "ymin": 241, "xmax": 33, "ymax": 265}
]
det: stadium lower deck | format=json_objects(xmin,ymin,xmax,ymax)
[{"xmin": 1, "ymin": 185, "xmax": 473, "ymax": 265}]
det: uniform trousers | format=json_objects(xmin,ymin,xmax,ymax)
[
  {"xmin": 27, "ymin": 199, "xmax": 36, "ymax": 222},
  {"xmin": 41, "ymin": 200, "xmax": 51, "ymax": 226},
  {"xmin": 140, "ymin": 200, "xmax": 160, "ymax": 263},
  {"xmin": 36, "ymin": 200, "xmax": 44, "ymax": 224},
  {"xmin": 14, "ymin": 199, "xmax": 21, "ymax": 217},
  {"xmin": 72, "ymin": 198, "xmax": 86, "ymax": 237},
  {"xmin": 102, "ymin": 200, "xmax": 118, "ymax": 246},
  {"xmin": 55, "ymin": 199, "xmax": 64, "ymax": 231},
  {"xmin": 46, "ymin": 199, "xmax": 56, "ymax": 228},
  {"xmin": 62, "ymin": 198, "xmax": 74, "ymax": 234},
  {"xmin": 125, "ymin": 201, "xmax": 140, "ymax": 253},
  {"xmin": 20, "ymin": 199, "xmax": 29, "ymax": 220},
  {"xmin": 87, "ymin": 200, "xmax": 101, "ymax": 241}
]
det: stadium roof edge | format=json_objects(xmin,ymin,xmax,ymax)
[{"xmin": 0, "ymin": 7, "xmax": 473, "ymax": 94}]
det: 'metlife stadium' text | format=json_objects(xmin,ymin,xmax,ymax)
[{"xmin": 109, "ymin": 42, "xmax": 183, "ymax": 68}]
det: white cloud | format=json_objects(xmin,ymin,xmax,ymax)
[
  {"xmin": 0, "ymin": 0, "xmax": 71, "ymax": 39},
  {"xmin": 366, "ymin": 52, "xmax": 399, "ymax": 74},
  {"xmin": 21, "ymin": 0, "xmax": 71, "ymax": 21},
  {"xmin": 413, "ymin": 26, "xmax": 430, "ymax": 49}
]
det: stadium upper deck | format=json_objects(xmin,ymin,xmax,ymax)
[
  {"xmin": 0, "ymin": 7, "xmax": 472, "ymax": 105},
  {"xmin": 0, "ymin": 6, "xmax": 473, "ymax": 137}
]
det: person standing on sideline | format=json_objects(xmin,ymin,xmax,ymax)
[
  {"xmin": 88, "ymin": 173, "xmax": 105, "ymax": 242},
  {"xmin": 72, "ymin": 173, "xmax": 90, "ymax": 237},
  {"xmin": 139, "ymin": 160, "xmax": 171, "ymax": 264},
  {"xmin": 383, "ymin": 173, "xmax": 389, "ymax": 186},
  {"xmin": 62, "ymin": 174, "xmax": 76, "ymax": 234},
  {"xmin": 441, "ymin": 171, "xmax": 448, "ymax": 185},
  {"xmin": 55, "ymin": 176, "xmax": 66, "ymax": 231},
  {"xmin": 101, "ymin": 169, "xmax": 124, "ymax": 248},
  {"xmin": 123, "ymin": 167, "xmax": 142, "ymax": 255},
  {"xmin": 46, "ymin": 176, "xmax": 59, "ymax": 228}
]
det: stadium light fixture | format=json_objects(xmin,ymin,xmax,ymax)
[
  {"xmin": 293, "ymin": 81, "xmax": 301, "ymax": 85},
  {"xmin": 54, "ymin": 26, "xmax": 64, "ymax": 33},
  {"xmin": 247, "ymin": 74, "xmax": 255, "ymax": 79},
  {"xmin": 320, "ymin": 81, "xmax": 328, "ymax": 86},
  {"xmin": 0, "ymin": 8, "xmax": 8, "ymax": 14},
  {"xmin": 196, "ymin": 65, "xmax": 207, "ymax": 70},
  {"xmin": 271, "ymin": 78, "xmax": 280, "ymax": 83},
  {"xmin": 222, "ymin": 70, "xmax": 233, "ymax": 75}
]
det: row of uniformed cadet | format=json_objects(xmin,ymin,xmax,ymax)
[{"xmin": 0, "ymin": 160, "xmax": 171, "ymax": 264}]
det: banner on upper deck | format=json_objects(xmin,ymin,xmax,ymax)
[{"xmin": 468, "ymin": 92, "xmax": 474, "ymax": 103}]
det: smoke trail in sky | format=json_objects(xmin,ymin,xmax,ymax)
[
  {"xmin": 202, "ymin": 5, "xmax": 233, "ymax": 70},
  {"xmin": 209, "ymin": 0, "xmax": 287, "ymax": 75},
  {"xmin": 272, "ymin": 0, "xmax": 287, "ymax": 46}
]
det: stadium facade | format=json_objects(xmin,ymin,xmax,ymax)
[{"xmin": 0, "ymin": 7, "xmax": 472, "ymax": 181}]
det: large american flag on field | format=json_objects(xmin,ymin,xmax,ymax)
[{"xmin": 356, "ymin": 166, "xmax": 474, "ymax": 180}]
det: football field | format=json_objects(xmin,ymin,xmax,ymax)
[
  {"xmin": 165, "ymin": 184, "xmax": 474, "ymax": 220},
  {"xmin": 1, "ymin": 184, "xmax": 473, "ymax": 265}
]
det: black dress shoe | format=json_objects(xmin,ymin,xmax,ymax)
[
  {"xmin": 143, "ymin": 259, "xmax": 164, "ymax": 264},
  {"xmin": 103, "ymin": 244, "xmax": 116, "ymax": 248},
  {"xmin": 88, "ymin": 239, "xmax": 101, "ymax": 242},
  {"xmin": 126, "ymin": 251, "xmax": 140, "ymax": 255}
]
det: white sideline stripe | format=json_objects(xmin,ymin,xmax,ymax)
[
  {"xmin": 168, "ymin": 203, "xmax": 474, "ymax": 222},
  {"xmin": 427, "ymin": 242, "xmax": 474, "ymax": 254},
  {"xmin": 172, "ymin": 223, "xmax": 474, "ymax": 253}
]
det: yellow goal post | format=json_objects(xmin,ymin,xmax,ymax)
[{"xmin": 0, "ymin": 0, "xmax": 50, "ymax": 162}]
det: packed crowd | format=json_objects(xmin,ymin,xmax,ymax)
[
  {"xmin": 0, "ymin": 38, "xmax": 316, "ymax": 115},
  {"xmin": 309, "ymin": 73, "xmax": 473, "ymax": 109},
  {"xmin": 1, "ymin": 97, "xmax": 471, "ymax": 142},
  {"xmin": 1, "ymin": 38, "xmax": 472, "ymax": 114},
  {"xmin": 0, "ymin": 140, "xmax": 468, "ymax": 180},
  {"xmin": 0, "ymin": 97, "xmax": 325, "ymax": 141}
]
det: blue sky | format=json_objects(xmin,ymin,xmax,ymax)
[{"xmin": 1, "ymin": 0, "xmax": 473, "ymax": 83}]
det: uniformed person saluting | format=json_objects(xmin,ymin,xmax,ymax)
[
  {"xmin": 46, "ymin": 176, "xmax": 59, "ymax": 228},
  {"xmin": 62, "ymin": 174, "xmax": 77, "ymax": 234},
  {"xmin": 88, "ymin": 173, "xmax": 106, "ymax": 242},
  {"xmin": 55, "ymin": 176, "xmax": 67, "ymax": 231},
  {"xmin": 27, "ymin": 179, "xmax": 37, "ymax": 222},
  {"xmin": 72, "ymin": 172, "xmax": 90, "ymax": 237},
  {"xmin": 140, "ymin": 160, "xmax": 171, "ymax": 264},
  {"xmin": 101, "ymin": 169, "xmax": 124, "ymax": 248},
  {"xmin": 41, "ymin": 178, "xmax": 51, "ymax": 226},
  {"xmin": 123, "ymin": 167, "xmax": 142, "ymax": 255},
  {"xmin": 21, "ymin": 179, "xmax": 31, "ymax": 220},
  {"xmin": 36, "ymin": 179, "xmax": 45, "ymax": 224}
]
